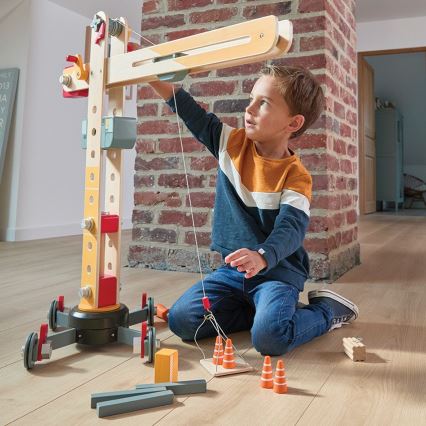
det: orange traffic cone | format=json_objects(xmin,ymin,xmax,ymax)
[
  {"xmin": 260, "ymin": 355, "xmax": 273, "ymax": 389},
  {"xmin": 222, "ymin": 338, "xmax": 236, "ymax": 369},
  {"xmin": 212, "ymin": 335, "xmax": 224, "ymax": 365},
  {"xmin": 273, "ymin": 359, "xmax": 288, "ymax": 394}
]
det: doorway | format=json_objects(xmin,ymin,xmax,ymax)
[{"xmin": 358, "ymin": 47, "xmax": 426, "ymax": 215}]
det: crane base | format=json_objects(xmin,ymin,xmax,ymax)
[{"xmin": 68, "ymin": 304, "xmax": 129, "ymax": 345}]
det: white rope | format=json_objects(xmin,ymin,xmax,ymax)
[
  {"xmin": 114, "ymin": 17, "xmax": 207, "ymax": 296},
  {"xmin": 172, "ymin": 86, "xmax": 206, "ymax": 297},
  {"xmin": 120, "ymin": 19, "xmax": 252, "ymax": 369},
  {"xmin": 193, "ymin": 316, "xmax": 208, "ymax": 359}
]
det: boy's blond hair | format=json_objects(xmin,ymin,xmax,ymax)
[{"xmin": 260, "ymin": 65, "xmax": 325, "ymax": 139}]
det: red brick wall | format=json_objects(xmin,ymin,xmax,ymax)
[{"xmin": 129, "ymin": 0, "xmax": 360, "ymax": 281}]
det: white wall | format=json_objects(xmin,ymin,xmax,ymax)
[
  {"xmin": 357, "ymin": 16, "xmax": 426, "ymax": 52},
  {"xmin": 0, "ymin": 0, "xmax": 136, "ymax": 241},
  {"xmin": 0, "ymin": 0, "xmax": 31, "ymax": 241}
]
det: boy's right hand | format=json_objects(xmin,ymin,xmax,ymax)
[
  {"xmin": 148, "ymin": 80, "xmax": 175, "ymax": 101},
  {"xmin": 224, "ymin": 248, "xmax": 267, "ymax": 279}
]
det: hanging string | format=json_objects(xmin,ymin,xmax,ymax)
[
  {"xmin": 116, "ymin": 19, "xmax": 251, "ymax": 368},
  {"xmin": 172, "ymin": 84, "xmax": 250, "ymax": 366},
  {"xmin": 172, "ymin": 86, "xmax": 207, "ymax": 297},
  {"xmin": 110, "ymin": 19, "xmax": 206, "ymax": 294}
]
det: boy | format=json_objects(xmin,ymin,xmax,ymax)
[{"xmin": 148, "ymin": 65, "xmax": 359, "ymax": 356}]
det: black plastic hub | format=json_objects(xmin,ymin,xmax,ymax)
[{"xmin": 68, "ymin": 304, "xmax": 129, "ymax": 345}]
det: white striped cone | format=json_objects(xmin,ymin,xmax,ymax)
[
  {"xmin": 222, "ymin": 338, "xmax": 236, "ymax": 369},
  {"xmin": 260, "ymin": 355, "xmax": 273, "ymax": 389},
  {"xmin": 212, "ymin": 335, "xmax": 224, "ymax": 365},
  {"xmin": 273, "ymin": 359, "xmax": 288, "ymax": 394}
]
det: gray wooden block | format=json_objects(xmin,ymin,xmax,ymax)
[
  {"xmin": 96, "ymin": 390, "xmax": 174, "ymax": 418},
  {"xmin": 135, "ymin": 379, "xmax": 207, "ymax": 395},
  {"xmin": 91, "ymin": 386, "xmax": 167, "ymax": 408}
]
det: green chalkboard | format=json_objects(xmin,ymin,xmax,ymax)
[{"xmin": 0, "ymin": 68, "xmax": 19, "ymax": 183}]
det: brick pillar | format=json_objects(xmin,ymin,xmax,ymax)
[{"xmin": 129, "ymin": 0, "xmax": 360, "ymax": 282}]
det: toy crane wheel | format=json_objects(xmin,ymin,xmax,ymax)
[
  {"xmin": 48, "ymin": 300, "xmax": 58, "ymax": 331},
  {"xmin": 147, "ymin": 327, "xmax": 156, "ymax": 363},
  {"xmin": 147, "ymin": 296, "xmax": 155, "ymax": 327},
  {"xmin": 22, "ymin": 332, "xmax": 38, "ymax": 370}
]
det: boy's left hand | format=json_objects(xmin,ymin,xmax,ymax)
[{"xmin": 224, "ymin": 248, "xmax": 267, "ymax": 279}]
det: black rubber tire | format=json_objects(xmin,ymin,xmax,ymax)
[
  {"xmin": 23, "ymin": 332, "xmax": 38, "ymax": 370},
  {"xmin": 147, "ymin": 297, "xmax": 155, "ymax": 327},
  {"xmin": 147, "ymin": 327, "xmax": 156, "ymax": 363}
]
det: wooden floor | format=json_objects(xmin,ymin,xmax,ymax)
[{"xmin": 1, "ymin": 214, "xmax": 426, "ymax": 425}]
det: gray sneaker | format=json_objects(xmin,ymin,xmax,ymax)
[{"xmin": 308, "ymin": 289, "xmax": 359, "ymax": 331}]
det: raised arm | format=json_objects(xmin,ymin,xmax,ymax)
[
  {"xmin": 146, "ymin": 82, "xmax": 224, "ymax": 158},
  {"xmin": 149, "ymin": 80, "xmax": 176, "ymax": 101}
]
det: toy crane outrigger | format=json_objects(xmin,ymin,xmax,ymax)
[{"xmin": 21, "ymin": 12, "xmax": 293, "ymax": 370}]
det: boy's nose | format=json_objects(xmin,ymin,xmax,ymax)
[{"xmin": 246, "ymin": 104, "xmax": 255, "ymax": 115}]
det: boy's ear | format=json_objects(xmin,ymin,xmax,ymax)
[{"xmin": 287, "ymin": 114, "xmax": 305, "ymax": 134}]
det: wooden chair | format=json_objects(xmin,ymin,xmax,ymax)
[{"xmin": 404, "ymin": 173, "xmax": 426, "ymax": 208}]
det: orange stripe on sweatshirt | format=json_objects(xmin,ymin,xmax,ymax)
[{"xmin": 223, "ymin": 129, "xmax": 311, "ymax": 200}]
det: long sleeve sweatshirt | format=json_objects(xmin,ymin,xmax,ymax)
[{"xmin": 166, "ymin": 88, "xmax": 312, "ymax": 291}]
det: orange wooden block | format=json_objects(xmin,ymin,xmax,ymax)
[
  {"xmin": 155, "ymin": 304, "xmax": 169, "ymax": 322},
  {"xmin": 154, "ymin": 348, "xmax": 178, "ymax": 383}
]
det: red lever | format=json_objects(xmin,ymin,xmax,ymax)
[
  {"xmin": 62, "ymin": 88, "xmax": 89, "ymax": 98},
  {"xmin": 127, "ymin": 42, "xmax": 140, "ymax": 52},
  {"xmin": 95, "ymin": 21, "xmax": 106, "ymax": 45},
  {"xmin": 66, "ymin": 55, "xmax": 78, "ymax": 63},
  {"xmin": 57, "ymin": 295, "xmax": 64, "ymax": 312},
  {"xmin": 37, "ymin": 324, "xmax": 48, "ymax": 361},
  {"xmin": 141, "ymin": 322, "xmax": 147, "ymax": 359}
]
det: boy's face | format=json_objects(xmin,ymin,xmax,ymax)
[{"xmin": 245, "ymin": 75, "xmax": 304, "ymax": 144}]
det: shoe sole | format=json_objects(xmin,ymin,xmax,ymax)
[{"xmin": 308, "ymin": 289, "xmax": 359, "ymax": 320}]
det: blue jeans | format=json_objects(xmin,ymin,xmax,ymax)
[{"xmin": 169, "ymin": 265, "xmax": 334, "ymax": 356}]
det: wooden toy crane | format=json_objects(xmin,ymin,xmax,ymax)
[{"xmin": 21, "ymin": 12, "xmax": 293, "ymax": 370}]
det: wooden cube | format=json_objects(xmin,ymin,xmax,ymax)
[
  {"xmin": 343, "ymin": 337, "xmax": 366, "ymax": 362},
  {"xmin": 154, "ymin": 348, "xmax": 178, "ymax": 383}
]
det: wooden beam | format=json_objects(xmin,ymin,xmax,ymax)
[{"xmin": 62, "ymin": 16, "xmax": 292, "ymax": 94}]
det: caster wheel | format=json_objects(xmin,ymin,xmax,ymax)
[
  {"xmin": 22, "ymin": 332, "xmax": 38, "ymax": 370},
  {"xmin": 147, "ymin": 297, "xmax": 155, "ymax": 327},
  {"xmin": 147, "ymin": 327, "xmax": 156, "ymax": 363},
  {"xmin": 48, "ymin": 300, "xmax": 58, "ymax": 331}
]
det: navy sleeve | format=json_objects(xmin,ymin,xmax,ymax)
[
  {"xmin": 253, "ymin": 205, "xmax": 309, "ymax": 273},
  {"xmin": 166, "ymin": 88, "xmax": 223, "ymax": 159}
]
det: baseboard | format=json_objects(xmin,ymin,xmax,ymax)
[{"xmin": 1, "ymin": 218, "xmax": 133, "ymax": 241}]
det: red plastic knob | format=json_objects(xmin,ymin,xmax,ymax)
[
  {"xmin": 57, "ymin": 295, "xmax": 64, "ymax": 312},
  {"xmin": 66, "ymin": 55, "xmax": 78, "ymax": 63}
]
